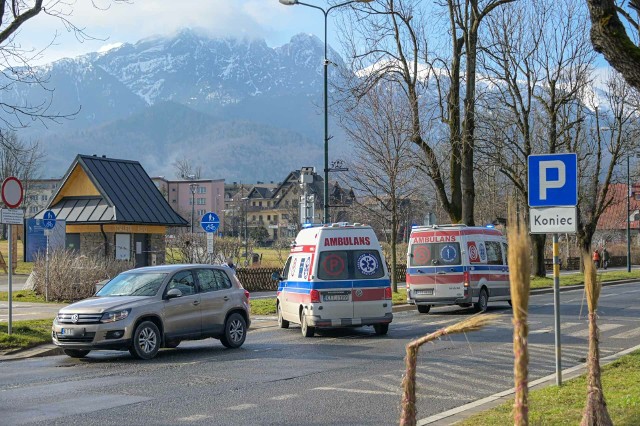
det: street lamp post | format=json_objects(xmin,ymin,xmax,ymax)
[
  {"xmin": 279, "ymin": 0, "xmax": 372, "ymax": 224},
  {"xmin": 242, "ymin": 197, "xmax": 250, "ymax": 266},
  {"xmin": 627, "ymin": 155, "xmax": 631, "ymax": 272}
]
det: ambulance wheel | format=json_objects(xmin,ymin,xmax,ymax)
[
  {"xmin": 301, "ymin": 312, "xmax": 315, "ymax": 337},
  {"xmin": 417, "ymin": 305, "xmax": 431, "ymax": 314},
  {"xmin": 277, "ymin": 303, "xmax": 289, "ymax": 329},
  {"xmin": 373, "ymin": 323, "xmax": 389, "ymax": 336},
  {"xmin": 475, "ymin": 288, "xmax": 489, "ymax": 313}
]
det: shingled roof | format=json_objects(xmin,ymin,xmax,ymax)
[
  {"xmin": 35, "ymin": 154, "xmax": 188, "ymax": 226},
  {"xmin": 597, "ymin": 183, "xmax": 640, "ymax": 230}
]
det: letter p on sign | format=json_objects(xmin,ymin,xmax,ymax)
[
  {"xmin": 528, "ymin": 154, "xmax": 577, "ymax": 207},
  {"xmin": 539, "ymin": 160, "xmax": 565, "ymax": 200}
]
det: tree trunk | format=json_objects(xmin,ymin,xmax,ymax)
[
  {"xmin": 580, "ymin": 312, "xmax": 613, "ymax": 426},
  {"xmin": 586, "ymin": 0, "xmax": 640, "ymax": 90},
  {"xmin": 530, "ymin": 234, "xmax": 547, "ymax": 277},
  {"xmin": 391, "ymin": 207, "xmax": 398, "ymax": 292}
]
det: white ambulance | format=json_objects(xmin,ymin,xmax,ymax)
[
  {"xmin": 273, "ymin": 223, "xmax": 393, "ymax": 337},
  {"xmin": 406, "ymin": 225, "xmax": 509, "ymax": 313}
]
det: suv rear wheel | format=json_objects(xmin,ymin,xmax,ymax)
[
  {"xmin": 220, "ymin": 313, "xmax": 246, "ymax": 348},
  {"xmin": 373, "ymin": 324, "xmax": 389, "ymax": 335},
  {"xmin": 417, "ymin": 305, "xmax": 431, "ymax": 314},
  {"xmin": 129, "ymin": 321, "xmax": 160, "ymax": 360}
]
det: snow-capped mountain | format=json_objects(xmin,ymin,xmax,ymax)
[{"xmin": 4, "ymin": 30, "xmax": 347, "ymax": 181}]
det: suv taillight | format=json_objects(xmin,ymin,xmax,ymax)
[
  {"xmin": 310, "ymin": 289, "xmax": 321, "ymax": 303},
  {"xmin": 244, "ymin": 290, "xmax": 250, "ymax": 300},
  {"xmin": 384, "ymin": 286, "xmax": 392, "ymax": 300}
]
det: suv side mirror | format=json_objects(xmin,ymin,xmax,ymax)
[
  {"xmin": 271, "ymin": 272, "xmax": 283, "ymax": 281},
  {"xmin": 166, "ymin": 288, "xmax": 183, "ymax": 299}
]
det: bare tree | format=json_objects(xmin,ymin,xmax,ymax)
[
  {"xmin": 573, "ymin": 72, "xmax": 640, "ymax": 251},
  {"xmin": 340, "ymin": 0, "xmax": 511, "ymax": 226},
  {"xmin": 0, "ymin": 130, "xmax": 44, "ymax": 213},
  {"xmin": 173, "ymin": 157, "xmax": 202, "ymax": 179},
  {"xmin": 585, "ymin": 0, "xmax": 640, "ymax": 90},
  {"xmin": 339, "ymin": 82, "xmax": 418, "ymax": 292},
  {"xmin": 0, "ymin": 0, "xmax": 130, "ymax": 129},
  {"xmin": 478, "ymin": 0, "xmax": 594, "ymax": 276}
]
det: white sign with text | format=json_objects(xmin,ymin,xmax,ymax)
[{"xmin": 530, "ymin": 206, "xmax": 577, "ymax": 234}]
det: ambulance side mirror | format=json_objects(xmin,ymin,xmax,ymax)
[{"xmin": 271, "ymin": 272, "xmax": 283, "ymax": 281}]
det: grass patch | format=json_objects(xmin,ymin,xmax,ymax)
[
  {"xmin": 0, "ymin": 319, "xmax": 53, "ymax": 351},
  {"xmin": 0, "ymin": 239, "xmax": 32, "ymax": 275},
  {"xmin": 0, "ymin": 290, "xmax": 49, "ymax": 303},
  {"xmin": 459, "ymin": 350, "xmax": 640, "ymax": 425},
  {"xmin": 531, "ymin": 270, "xmax": 640, "ymax": 289},
  {"xmin": 250, "ymin": 298, "xmax": 277, "ymax": 315}
]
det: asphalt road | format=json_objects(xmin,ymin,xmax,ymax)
[{"xmin": 0, "ymin": 282, "xmax": 639, "ymax": 425}]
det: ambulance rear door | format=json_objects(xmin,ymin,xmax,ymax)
[{"xmin": 316, "ymin": 249, "xmax": 354, "ymax": 322}]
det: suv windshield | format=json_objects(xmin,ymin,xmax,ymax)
[{"xmin": 96, "ymin": 273, "xmax": 167, "ymax": 297}]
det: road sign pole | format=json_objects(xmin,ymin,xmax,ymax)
[
  {"xmin": 553, "ymin": 233, "xmax": 562, "ymax": 386},
  {"xmin": 46, "ymin": 232, "xmax": 50, "ymax": 302},
  {"xmin": 7, "ymin": 224, "xmax": 12, "ymax": 335}
]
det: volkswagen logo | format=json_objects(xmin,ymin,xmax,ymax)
[{"xmin": 71, "ymin": 314, "xmax": 79, "ymax": 323}]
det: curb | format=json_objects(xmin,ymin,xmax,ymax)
[
  {"xmin": 418, "ymin": 343, "xmax": 640, "ymax": 424},
  {"xmin": 0, "ymin": 344, "xmax": 63, "ymax": 362},
  {"xmin": 530, "ymin": 278, "xmax": 639, "ymax": 295}
]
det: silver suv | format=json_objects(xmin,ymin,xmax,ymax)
[{"xmin": 52, "ymin": 264, "xmax": 251, "ymax": 360}]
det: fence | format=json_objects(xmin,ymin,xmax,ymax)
[{"xmin": 236, "ymin": 264, "xmax": 408, "ymax": 292}]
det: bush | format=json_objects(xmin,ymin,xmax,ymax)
[{"xmin": 32, "ymin": 249, "xmax": 134, "ymax": 302}]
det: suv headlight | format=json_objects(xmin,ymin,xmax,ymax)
[{"xmin": 100, "ymin": 309, "xmax": 131, "ymax": 323}]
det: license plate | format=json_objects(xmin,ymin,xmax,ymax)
[
  {"xmin": 414, "ymin": 289, "xmax": 434, "ymax": 295},
  {"xmin": 323, "ymin": 294, "xmax": 350, "ymax": 302},
  {"xmin": 60, "ymin": 328, "xmax": 72, "ymax": 335}
]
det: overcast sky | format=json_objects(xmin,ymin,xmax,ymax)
[{"xmin": 20, "ymin": 0, "xmax": 336, "ymax": 64}]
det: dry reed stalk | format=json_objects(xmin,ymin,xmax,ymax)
[
  {"xmin": 580, "ymin": 251, "xmax": 613, "ymax": 426},
  {"xmin": 399, "ymin": 314, "xmax": 498, "ymax": 426},
  {"xmin": 507, "ymin": 206, "xmax": 531, "ymax": 426}
]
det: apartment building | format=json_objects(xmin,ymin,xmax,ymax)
[{"xmin": 153, "ymin": 177, "xmax": 225, "ymax": 233}]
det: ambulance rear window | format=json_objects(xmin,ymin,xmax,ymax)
[
  {"xmin": 410, "ymin": 242, "xmax": 461, "ymax": 266},
  {"xmin": 317, "ymin": 250, "xmax": 385, "ymax": 280}
]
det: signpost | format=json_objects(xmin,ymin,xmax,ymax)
[
  {"xmin": 528, "ymin": 153, "xmax": 578, "ymax": 386},
  {"xmin": 1, "ymin": 176, "xmax": 24, "ymax": 335},
  {"xmin": 201, "ymin": 212, "xmax": 220, "ymax": 262},
  {"xmin": 42, "ymin": 210, "xmax": 56, "ymax": 302}
]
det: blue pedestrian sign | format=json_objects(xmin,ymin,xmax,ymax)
[
  {"xmin": 528, "ymin": 153, "xmax": 577, "ymax": 207},
  {"xmin": 200, "ymin": 212, "xmax": 220, "ymax": 233},
  {"xmin": 42, "ymin": 210, "xmax": 56, "ymax": 229}
]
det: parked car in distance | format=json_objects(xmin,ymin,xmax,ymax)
[{"xmin": 52, "ymin": 264, "xmax": 251, "ymax": 360}]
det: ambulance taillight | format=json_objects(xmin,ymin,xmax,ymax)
[
  {"xmin": 463, "ymin": 271, "xmax": 470, "ymax": 293},
  {"xmin": 384, "ymin": 286, "xmax": 392, "ymax": 300},
  {"xmin": 310, "ymin": 289, "xmax": 321, "ymax": 303}
]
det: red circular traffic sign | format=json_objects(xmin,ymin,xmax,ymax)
[{"xmin": 1, "ymin": 176, "xmax": 23, "ymax": 208}]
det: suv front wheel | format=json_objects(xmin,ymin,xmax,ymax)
[
  {"xmin": 220, "ymin": 313, "xmax": 247, "ymax": 349},
  {"xmin": 129, "ymin": 320, "xmax": 160, "ymax": 360}
]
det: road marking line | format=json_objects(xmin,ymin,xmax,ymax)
[
  {"xmin": 362, "ymin": 379, "xmax": 402, "ymax": 394},
  {"xmin": 226, "ymin": 404, "xmax": 257, "ymax": 411},
  {"xmin": 271, "ymin": 394, "xmax": 298, "ymax": 401},
  {"xmin": 178, "ymin": 415, "xmax": 212, "ymax": 422},
  {"xmin": 569, "ymin": 323, "xmax": 622, "ymax": 338},
  {"xmin": 418, "ymin": 364, "xmax": 507, "ymax": 390},
  {"xmin": 610, "ymin": 328, "xmax": 640, "ymax": 339},
  {"xmin": 414, "ymin": 372, "xmax": 498, "ymax": 396},
  {"xmin": 312, "ymin": 387, "xmax": 397, "ymax": 395}
]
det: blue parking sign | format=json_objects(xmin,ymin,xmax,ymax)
[
  {"xmin": 200, "ymin": 212, "xmax": 220, "ymax": 233},
  {"xmin": 528, "ymin": 154, "xmax": 577, "ymax": 207}
]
